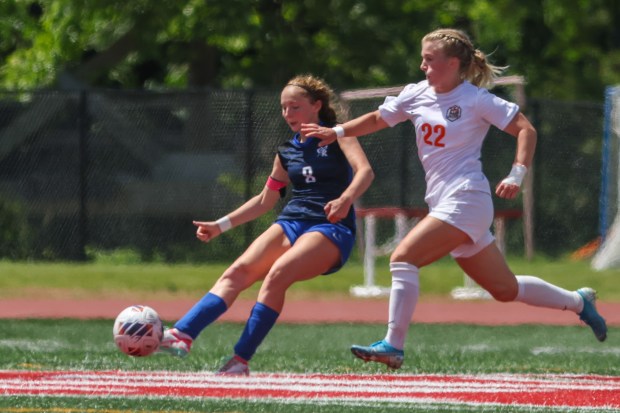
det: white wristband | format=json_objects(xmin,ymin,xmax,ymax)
[
  {"xmin": 332, "ymin": 125, "xmax": 345, "ymax": 138},
  {"xmin": 501, "ymin": 164, "xmax": 527, "ymax": 186},
  {"xmin": 216, "ymin": 216, "xmax": 232, "ymax": 233}
]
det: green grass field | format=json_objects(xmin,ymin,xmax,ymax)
[
  {"xmin": 1, "ymin": 255, "xmax": 619, "ymax": 412},
  {"xmin": 1, "ymin": 254, "xmax": 619, "ymax": 301},
  {"xmin": 2, "ymin": 320, "xmax": 617, "ymax": 375}
]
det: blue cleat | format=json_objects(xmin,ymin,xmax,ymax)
[
  {"xmin": 577, "ymin": 288, "xmax": 607, "ymax": 342},
  {"xmin": 350, "ymin": 340, "xmax": 404, "ymax": 369}
]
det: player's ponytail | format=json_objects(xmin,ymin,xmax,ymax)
[
  {"xmin": 423, "ymin": 28, "xmax": 506, "ymax": 89},
  {"xmin": 318, "ymin": 102, "xmax": 338, "ymax": 127},
  {"xmin": 465, "ymin": 48, "xmax": 506, "ymax": 89}
]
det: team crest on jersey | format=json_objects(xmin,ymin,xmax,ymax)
[
  {"xmin": 316, "ymin": 146, "xmax": 329, "ymax": 158},
  {"xmin": 446, "ymin": 105, "xmax": 462, "ymax": 122}
]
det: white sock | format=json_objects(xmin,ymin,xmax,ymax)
[
  {"xmin": 384, "ymin": 262, "xmax": 419, "ymax": 350},
  {"xmin": 515, "ymin": 275, "xmax": 583, "ymax": 312}
]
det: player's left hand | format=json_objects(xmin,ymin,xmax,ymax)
[
  {"xmin": 300, "ymin": 123, "xmax": 337, "ymax": 147},
  {"xmin": 324, "ymin": 198, "xmax": 351, "ymax": 223},
  {"xmin": 496, "ymin": 163, "xmax": 527, "ymax": 199},
  {"xmin": 495, "ymin": 181, "xmax": 521, "ymax": 199}
]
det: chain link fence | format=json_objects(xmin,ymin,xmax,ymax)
[{"xmin": 0, "ymin": 89, "xmax": 603, "ymax": 261}]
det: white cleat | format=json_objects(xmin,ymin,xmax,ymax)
[
  {"xmin": 216, "ymin": 355, "xmax": 250, "ymax": 376},
  {"xmin": 158, "ymin": 327, "xmax": 193, "ymax": 357}
]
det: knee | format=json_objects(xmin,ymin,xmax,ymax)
[
  {"xmin": 488, "ymin": 282, "xmax": 519, "ymax": 302},
  {"xmin": 217, "ymin": 263, "xmax": 258, "ymax": 291},
  {"xmin": 262, "ymin": 266, "xmax": 293, "ymax": 292},
  {"xmin": 390, "ymin": 245, "xmax": 427, "ymax": 268},
  {"xmin": 390, "ymin": 248, "xmax": 411, "ymax": 265}
]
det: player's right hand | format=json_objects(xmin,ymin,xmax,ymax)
[
  {"xmin": 300, "ymin": 123, "xmax": 337, "ymax": 147},
  {"xmin": 192, "ymin": 220, "xmax": 221, "ymax": 243}
]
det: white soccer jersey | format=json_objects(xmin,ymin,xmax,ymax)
[{"xmin": 379, "ymin": 80, "xmax": 519, "ymax": 207}]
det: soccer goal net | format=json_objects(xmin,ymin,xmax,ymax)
[
  {"xmin": 340, "ymin": 76, "xmax": 532, "ymax": 298},
  {"xmin": 592, "ymin": 85, "xmax": 620, "ymax": 270}
]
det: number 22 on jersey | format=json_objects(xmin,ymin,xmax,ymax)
[{"xmin": 420, "ymin": 123, "xmax": 446, "ymax": 147}]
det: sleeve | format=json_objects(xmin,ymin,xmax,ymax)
[
  {"xmin": 378, "ymin": 83, "xmax": 419, "ymax": 127},
  {"xmin": 477, "ymin": 89, "xmax": 520, "ymax": 130},
  {"xmin": 276, "ymin": 143, "xmax": 289, "ymax": 171}
]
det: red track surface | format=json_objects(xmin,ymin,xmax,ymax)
[{"xmin": 1, "ymin": 297, "xmax": 619, "ymax": 326}]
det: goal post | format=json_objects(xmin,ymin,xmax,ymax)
[
  {"xmin": 592, "ymin": 85, "xmax": 620, "ymax": 270},
  {"xmin": 340, "ymin": 76, "xmax": 532, "ymax": 299},
  {"xmin": 351, "ymin": 207, "xmax": 523, "ymax": 298},
  {"xmin": 351, "ymin": 208, "xmax": 425, "ymax": 297}
]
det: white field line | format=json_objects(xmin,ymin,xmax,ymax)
[
  {"xmin": 1, "ymin": 370, "xmax": 619, "ymax": 409},
  {"xmin": 7, "ymin": 393, "xmax": 619, "ymax": 413},
  {"xmin": 4, "ymin": 370, "xmax": 619, "ymax": 381},
  {"xmin": 2, "ymin": 376, "xmax": 619, "ymax": 393},
  {"xmin": 3, "ymin": 371, "xmax": 620, "ymax": 388}
]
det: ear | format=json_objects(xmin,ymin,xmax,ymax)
[
  {"xmin": 449, "ymin": 56, "xmax": 461, "ymax": 71},
  {"xmin": 313, "ymin": 98, "xmax": 322, "ymax": 113}
]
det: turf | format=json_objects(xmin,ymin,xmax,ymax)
[
  {"xmin": 1, "ymin": 319, "xmax": 618, "ymax": 412},
  {"xmin": 1, "ymin": 255, "xmax": 618, "ymax": 412},
  {"xmin": 1, "ymin": 319, "xmax": 617, "ymax": 374},
  {"xmin": 0, "ymin": 396, "xmax": 582, "ymax": 413}
]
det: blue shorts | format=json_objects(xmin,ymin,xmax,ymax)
[{"xmin": 275, "ymin": 219, "xmax": 355, "ymax": 275}]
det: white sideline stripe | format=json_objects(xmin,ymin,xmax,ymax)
[
  {"xmin": 5, "ymin": 370, "xmax": 620, "ymax": 384},
  {"xmin": 2, "ymin": 375, "xmax": 619, "ymax": 391},
  {"xmin": 3, "ymin": 389, "xmax": 620, "ymax": 413},
  {"xmin": 3, "ymin": 371, "xmax": 620, "ymax": 413},
  {"xmin": 34, "ymin": 370, "xmax": 620, "ymax": 384},
  {"xmin": 2, "ymin": 372, "xmax": 620, "ymax": 395},
  {"xmin": 3, "ymin": 382, "xmax": 620, "ymax": 394}
]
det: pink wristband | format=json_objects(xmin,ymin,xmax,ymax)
[{"xmin": 266, "ymin": 176, "xmax": 287, "ymax": 191}]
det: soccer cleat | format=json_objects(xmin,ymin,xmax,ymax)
[
  {"xmin": 158, "ymin": 327, "xmax": 193, "ymax": 357},
  {"xmin": 216, "ymin": 355, "xmax": 250, "ymax": 376},
  {"xmin": 350, "ymin": 340, "xmax": 404, "ymax": 369},
  {"xmin": 577, "ymin": 288, "xmax": 608, "ymax": 342}
]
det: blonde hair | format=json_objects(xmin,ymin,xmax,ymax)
[
  {"xmin": 422, "ymin": 28, "xmax": 506, "ymax": 88},
  {"xmin": 285, "ymin": 74, "xmax": 339, "ymax": 126}
]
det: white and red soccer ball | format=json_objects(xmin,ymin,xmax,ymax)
[{"xmin": 113, "ymin": 305, "xmax": 163, "ymax": 357}]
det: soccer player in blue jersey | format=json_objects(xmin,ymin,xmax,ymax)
[{"xmin": 159, "ymin": 74, "xmax": 374, "ymax": 375}]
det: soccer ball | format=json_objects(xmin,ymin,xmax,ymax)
[{"xmin": 113, "ymin": 305, "xmax": 163, "ymax": 357}]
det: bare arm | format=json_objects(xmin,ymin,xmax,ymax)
[
  {"xmin": 495, "ymin": 112, "xmax": 537, "ymax": 199},
  {"xmin": 301, "ymin": 110, "xmax": 390, "ymax": 147},
  {"xmin": 324, "ymin": 135, "xmax": 375, "ymax": 223},
  {"xmin": 193, "ymin": 155, "xmax": 288, "ymax": 242}
]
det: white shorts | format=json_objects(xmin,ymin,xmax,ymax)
[{"xmin": 428, "ymin": 190, "xmax": 495, "ymax": 258}]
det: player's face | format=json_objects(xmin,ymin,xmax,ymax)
[
  {"xmin": 280, "ymin": 86, "xmax": 322, "ymax": 132},
  {"xmin": 420, "ymin": 41, "xmax": 460, "ymax": 93}
]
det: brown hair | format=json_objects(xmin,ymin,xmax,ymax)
[
  {"xmin": 286, "ymin": 74, "xmax": 339, "ymax": 126},
  {"xmin": 422, "ymin": 28, "xmax": 506, "ymax": 88}
]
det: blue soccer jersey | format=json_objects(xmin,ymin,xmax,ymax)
[{"xmin": 276, "ymin": 134, "xmax": 355, "ymax": 231}]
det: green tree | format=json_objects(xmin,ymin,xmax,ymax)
[{"xmin": 1, "ymin": 0, "xmax": 619, "ymax": 99}]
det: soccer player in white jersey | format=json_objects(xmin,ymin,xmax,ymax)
[{"xmin": 301, "ymin": 28, "xmax": 607, "ymax": 369}]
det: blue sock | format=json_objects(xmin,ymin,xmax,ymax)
[
  {"xmin": 233, "ymin": 302, "xmax": 280, "ymax": 361},
  {"xmin": 174, "ymin": 292, "xmax": 227, "ymax": 340}
]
